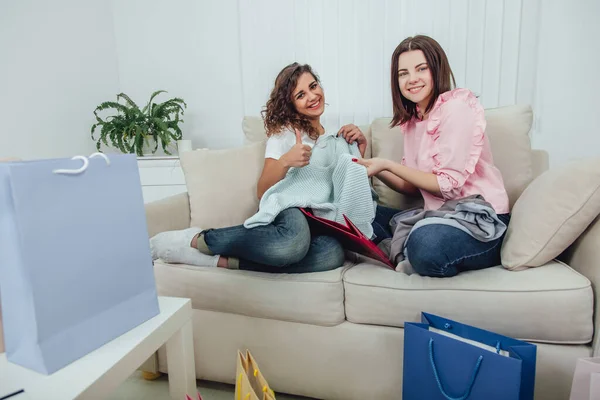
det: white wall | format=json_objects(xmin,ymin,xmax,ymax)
[
  {"xmin": 110, "ymin": 0, "xmax": 244, "ymax": 150},
  {"xmin": 0, "ymin": 0, "xmax": 245, "ymax": 159},
  {"xmin": 238, "ymin": 0, "xmax": 540, "ymax": 129},
  {"xmin": 108, "ymin": 0, "xmax": 542, "ymax": 148},
  {"xmin": 0, "ymin": 0, "xmax": 120, "ymax": 159},
  {"xmin": 532, "ymin": 0, "xmax": 600, "ymax": 166},
  {"xmin": 1, "ymin": 0, "xmax": 598, "ymax": 165}
]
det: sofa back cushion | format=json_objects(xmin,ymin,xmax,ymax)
[
  {"xmin": 370, "ymin": 104, "xmax": 536, "ymax": 210},
  {"xmin": 243, "ymin": 105, "xmax": 536, "ymax": 211},
  {"xmin": 485, "ymin": 105, "xmax": 535, "ymax": 207},
  {"xmin": 242, "ymin": 116, "xmax": 267, "ymax": 145},
  {"xmin": 242, "ymin": 116, "xmax": 372, "ymax": 159},
  {"xmin": 179, "ymin": 141, "xmax": 266, "ymax": 229},
  {"xmin": 369, "ymin": 119, "xmax": 424, "ymax": 209}
]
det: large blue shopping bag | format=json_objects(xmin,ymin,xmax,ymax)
[
  {"xmin": 0, "ymin": 153, "xmax": 159, "ymax": 374},
  {"xmin": 403, "ymin": 313, "xmax": 536, "ymax": 400}
]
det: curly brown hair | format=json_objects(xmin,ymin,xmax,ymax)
[{"xmin": 261, "ymin": 63, "xmax": 322, "ymax": 140}]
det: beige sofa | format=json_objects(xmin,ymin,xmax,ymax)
[{"xmin": 143, "ymin": 105, "xmax": 600, "ymax": 400}]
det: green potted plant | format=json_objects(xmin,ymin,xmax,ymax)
[{"xmin": 91, "ymin": 90, "xmax": 187, "ymax": 156}]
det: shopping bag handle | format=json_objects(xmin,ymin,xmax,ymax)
[
  {"xmin": 52, "ymin": 153, "xmax": 110, "ymax": 175},
  {"xmin": 429, "ymin": 338, "xmax": 483, "ymax": 400},
  {"xmin": 52, "ymin": 155, "xmax": 89, "ymax": 175}
]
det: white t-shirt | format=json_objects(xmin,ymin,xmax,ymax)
[{"xmin": 264, "ymin": 128, "xmax": 335, "ymax": 160}]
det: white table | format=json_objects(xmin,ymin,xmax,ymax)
[{"xmin": 0, "ymin": 297, "xmax": 196, "ymax": 400}]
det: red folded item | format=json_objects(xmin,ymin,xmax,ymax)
[{"xmin": 300, "ymin": 208, "xmax": 395, "ymax": 269}]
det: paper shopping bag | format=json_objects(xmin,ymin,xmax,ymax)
[
  {"xmin": 236, "ymin": 350, "xmax": 276, "ymax": 400},
  {"xmin": 0, "ymin": 301, "xmax": 4, "ymax": 353},
  {"xmin": 403, "ymin": 313, "xmax": 536, "ymax": 400},
  {"xmin": 570, "ymin": 358, "xmax": 600, "ymax": 400},
  {"xmin": 246, "ymin": 351, "xmax": 276, "ymax": 400},
  {"xmin": 0, "ymin": 157, "xmax": 17, "ymax": 355},
  {"xmin": 0, "ymin": 154, "xmax": 159, "ymax": 374}
]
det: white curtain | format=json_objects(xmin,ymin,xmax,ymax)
[{"xmin": 238, "ymin": 0, "xmax": 540, "ymax": 130}]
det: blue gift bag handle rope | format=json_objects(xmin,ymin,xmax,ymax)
[{"xmin": 428, "ymin": 338, "xmax": 483, "ymax": 400}]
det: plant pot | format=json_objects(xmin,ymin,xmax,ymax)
[
  {"xmin": 139, "ymin": 137, "xmax": 177, "ymax": 157},
  {"xmin": 141, "ymin": 137, "xmax": 157, "ymax": 156}
]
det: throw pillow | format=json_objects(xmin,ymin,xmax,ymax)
[
  {"xmin": 180, "ymin": 141, "xmax": 266, "ymax": 229},
  {"xmin": 501, "ymin": 157, "xmax": 600, "ymax": 270}
]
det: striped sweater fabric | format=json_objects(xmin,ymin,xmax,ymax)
[{"xmin": 244, "ymin": 135, "xmax": 375, "ymax": 238}]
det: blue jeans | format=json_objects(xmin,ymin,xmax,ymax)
[
  {"xmin": 203, "ymin": 208, "xmax": 345, "ymax": 273},
  {"xmin": 374, "ymin": 205, "xmax": 511, "ymax": 277},
  {"xmin": 372, "ymin": 204, "xmax": 401, "ymax": 245}
]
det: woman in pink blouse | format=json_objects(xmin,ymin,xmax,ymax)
[{"xmin": 358, "ymin": 35, "xmax": 510, "ymax": 277}]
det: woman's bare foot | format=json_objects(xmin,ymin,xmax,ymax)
[
  {"xmin": 190, "ymin": 233, "xmax": 200, "ymax": 249},
  {"xmin": 217, "ymin": 256, "xmax": 228, "ymax": 268}
]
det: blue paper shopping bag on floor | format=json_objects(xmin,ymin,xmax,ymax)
[
  {"xmin": 403, "ymin": 313, "xmax": 536, "ymax": 400},
  {"xmin": 0, "ymin": 153, "xmax": 159, "ymax": 374}
]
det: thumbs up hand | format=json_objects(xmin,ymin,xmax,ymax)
[
  {"xmin": 280, "ymin": 128, "xmax": 312, "ymax": 168},
  {"xmin": 294, "ymin": 128, "xmax": 304, "ymax": 145}
]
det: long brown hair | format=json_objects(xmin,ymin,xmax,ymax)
[
  {"xmin": 390, "ymin": 35, "xmax": 456, "ymax": 127},
  {"xmin": 261, "ymin": 63, "xmax": 322, "ymax": 140}
]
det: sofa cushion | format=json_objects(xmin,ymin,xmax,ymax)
[
  {"xmin": 153, "ymin": 260, "xmax": 351, "ymax": 326},
  {"xmin": 179, "ymin": 141, "xmax": 266, "ymax": 229},
  {"xmin": 484, "ymin": 104, "xmax": 535, "ymax": 207},
  {"xmin": 370, "ymin": 104, "xmax": 534, "ymax": 210},
  {"xmin": 242, "ymin": 116, "xmax": 372, "ymax": 159},
  {"xmin": 242, "ymin": 116, "xmax": 267, "ymax": 145},
  {"xmin": 502, "ymin": 157, "xmax": 600, "ymax": 270},
  {"xmin": 370, "ymin": 118, "xmax": 423, "ymax": 210},
  {"xmin": 343, "ymin": 261, "xmax": 593, "ymax": 344}
]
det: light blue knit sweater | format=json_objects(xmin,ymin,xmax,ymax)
[{"xmin": 244, "ymin": 135, "xmax": 375, "ymax": 238}]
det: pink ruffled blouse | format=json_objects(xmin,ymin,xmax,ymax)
[{"xmin": 401, "ymin": 88, "xmax": 510, "ymax": 214}]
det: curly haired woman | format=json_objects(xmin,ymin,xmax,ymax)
[{"xmin": 150, "ymin": 63, "xmax": 369, "ymax": 273}]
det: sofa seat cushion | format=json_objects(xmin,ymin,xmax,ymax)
[
  {"xmin": 153, "ymin": 259, "xmax": 351, "ymax": 326},
  {"xmin": 343, "ymin": 261, "xmax": 593, "ymax": 344}
]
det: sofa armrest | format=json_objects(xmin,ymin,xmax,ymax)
[
  {"xmin": 145, "ymin": 192, "xmax": 191, "ymax": 238},
  {"xmin": 561, "ymin": 215, "xmax": 600, "ymax": 355}
]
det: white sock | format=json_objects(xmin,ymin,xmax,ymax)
[
  {"xmin": 161, "ymin": 246, "xmax": 220, "ymax": 267},
  {"xmin": 396, "ymin": 259, "xmax": 415, "ymax": 275},
  {"xmin": 150, "ymin": 227, "xmax": 201, "ymax": 257},
  {"xmin": 150, "ymin": 228, "xmax": 219, "ymax": 267}
]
